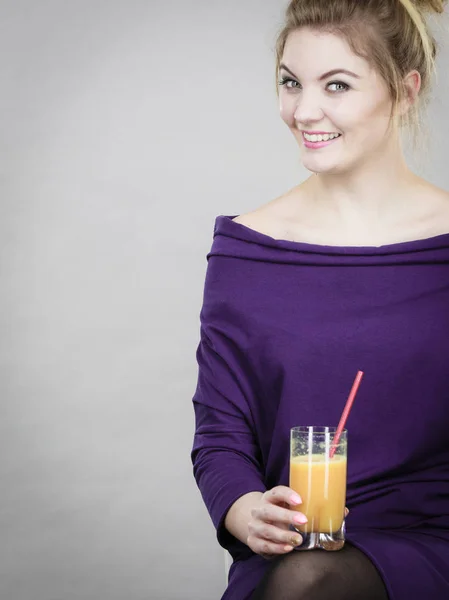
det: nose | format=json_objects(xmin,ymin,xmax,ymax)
[{"xmin": 293, "ymin": 89, "xmax": 325, "ymax": 125}]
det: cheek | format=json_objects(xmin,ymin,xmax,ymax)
[
  {"xmin": 343, "ymin": 96, "xmax": 392, "ymax": 133},
  {"xmin": 352, "ymin": 106, "xmax": 392, "ymax": 142},
  {"xmin": 279, "ymin": 97, "xmax": 296, "ymax": 127}
]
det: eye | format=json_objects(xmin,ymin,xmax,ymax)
[
  {"xmin": 327, "ymin": 81, "xmax": 349, "ymax": 93},
  {"xmin": 278, "ymin": 78, "xmax": 350, "ymax": 93},
  {"xmin": 278, "ymin": 77, "xmax": 300, "ymax": 89}
]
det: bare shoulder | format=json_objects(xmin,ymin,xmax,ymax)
[
  {"xmin": 422, "ymin": 181, "xmax": 449, "ymax": 203},
  {"xmin": 408, "ymin": 179, "xmax": 449, "ymax": 237},
  {"xmin": 434, "ymin": 186, "xmax": 449, "ymax": 207},
  {"xmin": 232, "ymin": 209, "xmax": 273, "ymax": 236},
  {"xmin": 417, "ymin": 179, "xmax": 449, "ymax": 219},
  {"xmin": 434, "ymin": 187, "xmax": 449, "ymax": 230},
  {"xmin": 414, "ymin": 176, "xmax": 449, "ymax": 201},
  {"xmin": 232, "ymin": 185, "xmax": 305, "ymax": 238}
]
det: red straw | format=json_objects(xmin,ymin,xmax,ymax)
[{"xmin": 329, "ymin": 370, "xmax": 364, "ymax": 459}]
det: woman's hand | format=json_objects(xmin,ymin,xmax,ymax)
[
  {"xmin": 247, "ymin": 486, "xmax": 350, "ymax": 560},
  {"xmin": 246, "ymin": 486, "xmax": 307, "ymax": 559}
]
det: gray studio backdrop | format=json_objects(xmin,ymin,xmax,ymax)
[{"xmin": 1, "ymin": 1, "xmax": 448, "ymax": 599}]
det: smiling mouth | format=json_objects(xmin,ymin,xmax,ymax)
[
  {"xmin": 303, "ymin": 132, "xmax": 342, "ymax": 142},
  {"xmin": 302, "ymin": 132, "xmax": 342, "ymax": 149}
]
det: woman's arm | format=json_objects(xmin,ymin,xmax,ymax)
[{"xmin": 191, "ymin": 356, "xmax": 267, "ymax": 555}]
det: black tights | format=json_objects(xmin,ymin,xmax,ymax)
[{"xmin": 250, "ymin": 544, "xmax": 389, "ymax": 600}]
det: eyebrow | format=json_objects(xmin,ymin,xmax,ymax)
[{"xmin": 279, "ymin": 64, "xmax": 361, "ymax": 80}]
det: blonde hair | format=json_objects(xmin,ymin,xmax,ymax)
[{"xmin": 275, "ymin": 0, "xmax": 447, "ymax": 150}]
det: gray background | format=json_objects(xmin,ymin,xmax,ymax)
[{"xmin": 1, "ymin": 1, "xmax": 448, "ymax": 599}]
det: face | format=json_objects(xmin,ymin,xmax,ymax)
[{"xmin": 279, "ymin": 28, "xmax": 395, "ymax": 175}]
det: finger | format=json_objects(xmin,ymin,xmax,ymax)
[
  {"xmin": 264, "ymin": 486, "xmax": 303, "ymax": 508},
  {"xmin": 249, "ymin": 521, "xmax": 303, "ymax": 548},
  {"xmin": 345, "ymin": 507, "xmax": 350, "ymax": 517},
  {"xmin": 248, "ymin": 535, "xmax": 298, "ymax": 558},
  {"xmin": 252, "ymin": 503, "xmax": 308, "ymax": 529}
]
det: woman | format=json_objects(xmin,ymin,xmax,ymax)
[{"xmin": 191, "ymin": 0, "xmax": 449, "ymax": 598}]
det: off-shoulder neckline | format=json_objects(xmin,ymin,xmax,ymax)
[{"xmin": 215, "ymin": 215, "xmax": 449, "ymax": 256}]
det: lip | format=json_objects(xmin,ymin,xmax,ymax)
[
  {"xmin": 302, "ymin": 130, "xmax": 340, "ymax": 135},
  {"xmin": 302, "ymin": 132, "xmax": 341, "ymax": 150}
]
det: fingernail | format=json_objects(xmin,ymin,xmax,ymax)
[
  {"xmin": 294, "ymin": 514, "xmax": 308, "ymax": 524},
  {"xmin": 290, "ymin": 494, "xmax": 301, "ymax": 505},
  {"xmin": 284, "ymin": 545, "xmax": 294, "ymax": 552}
]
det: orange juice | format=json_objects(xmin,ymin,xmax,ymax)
[{"xmin": 290, "ymin": 454, "xmax": 347, "ymax": 534}]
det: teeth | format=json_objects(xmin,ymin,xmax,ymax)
[{"xmin": 303, "ymin": 132, "xmax": 341, "ymax": 142}]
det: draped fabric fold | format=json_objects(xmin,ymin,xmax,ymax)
[{"xmin": 192, "ymin": 216, "xmax": 449, "ymax": 600}]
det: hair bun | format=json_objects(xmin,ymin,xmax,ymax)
[{"xmin": 413, "ymin": 0, "xmax": 447, "ymax": 13}]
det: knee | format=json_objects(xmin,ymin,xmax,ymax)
[
  {"xmin": 296, "ymin": 557, "xmax": 334, "ymax": 598},
  {"xmin": 252, "ymin": 552, "xmax": 336, "ymax": 600}
]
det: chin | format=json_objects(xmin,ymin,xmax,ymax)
[{"xmin": 302, "ymin": 160, "xmax": 342, "ymax": 175}]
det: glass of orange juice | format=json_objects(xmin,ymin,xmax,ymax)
[{"xmin": 290, "ymin": 426, "xmax": 347, "ymax": 551}]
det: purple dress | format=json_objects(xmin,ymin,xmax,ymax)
[{"xmin": 191, "ymin": 215, "xmax": 449, "ymax": 600}]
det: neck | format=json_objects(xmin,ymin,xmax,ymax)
[{"xmin": 305, "ymin": 137, "xmax": 420, "ymax": 233}]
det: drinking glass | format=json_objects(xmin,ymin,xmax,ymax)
[{"xmin": 290, "ymin": 426, "xmax": 347, "ymax": 551}]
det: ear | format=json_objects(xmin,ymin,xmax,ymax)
[{"xmin": 398, "ymin": 70, "xmax": 421, "ymax": 115}]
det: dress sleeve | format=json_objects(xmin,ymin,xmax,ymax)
[{"xmin": 191, "ymin": 256, "xmax": 266, "ymax": 557}]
